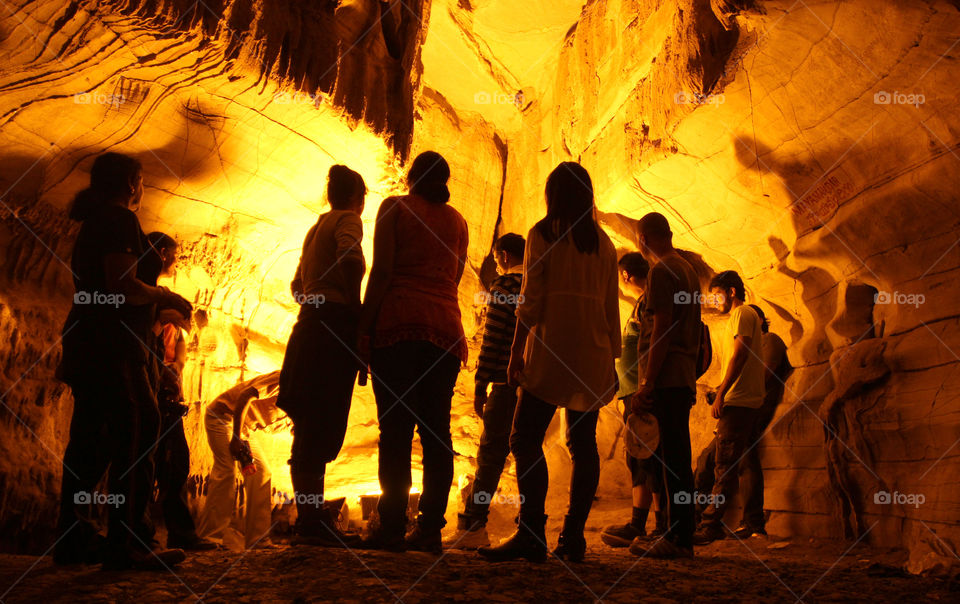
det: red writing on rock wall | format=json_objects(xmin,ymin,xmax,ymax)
[{"xmin": 790, "ymin": 173, "xmax": 855, "ymax": 230}]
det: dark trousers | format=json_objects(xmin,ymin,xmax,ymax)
[
  {"xmin": 698, "ymin": 405, "xmax": 762, "ymax": 530},
  {"xmin": 279, "ymin": 303, "xmax": 360, "ymax": 474},
  {"xmin": 462, "ymin": 384, "xmax": 519, "ymax": 527},
  {"xmin": 651, "ymin": 387, "xmax": 696, "ymax": 548},
  {"xmin": 371, "ymin": 341, "xmax": 460, "ymax": 535},
  {"xmin": 510, "ymin": 390, "xmax": 600, "ymax": 526},
  {"xmin": 56, "ymin": 361, "xmax": 161, "ymax": 560},
  {"xmin": 154, "ymin": 411, "xmax": 198, "ymax": 545}
]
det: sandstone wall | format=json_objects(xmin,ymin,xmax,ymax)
[
  {"xmin": 495, "ymin": 0, "xmax": 960, "ymax": 569},
  {"xmin": 0, "ymin": 0, "xmax": 958, "ymax": 571}
]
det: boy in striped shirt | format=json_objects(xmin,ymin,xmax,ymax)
[{"xmin": 445, "ymin": 233, "xmax": 525, "ymax": 549}]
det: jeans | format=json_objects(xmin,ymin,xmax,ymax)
[
  {"xmin": 461, "ymin": 384, "xmax": 519, "ymax": 527},
  {"xmin": 56, "ymin": 360, "xmax": 160, "ymax": 561},
  {"xmin": 155, "ymin": 410, "xmax": 200, "ymax": 545},
  {"xmin": 698, "ymin": 405, "xmax": 762, "ymax": 530},
  {"xmin": 510, "ymin": 390, "xmax": 600, "ymax": 527},
  {"xmin": 651, "ymin": 387, "xmax": 696, "ymax": 548},
  {"xmin": 198, "ymin": 409, "xmax": 272, "ymax": 548},
  {"xmin": 371, "ymin": 341, "xmax": 461, "ymax": 536}
]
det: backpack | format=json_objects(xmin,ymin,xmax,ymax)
[{"xmin": 696, "ymin": 321, "xmax": 712, "ymax": 378}]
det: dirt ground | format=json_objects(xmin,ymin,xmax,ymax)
[{"xmin": 0, "ymin": 521, "xmax": 953, "ymax": 603}]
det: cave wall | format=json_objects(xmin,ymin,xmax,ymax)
[
  {"xmin": 0, "ymin": 0, "xmax": 430, "ymax": 550},
  {"xmin": 0, "ymin": 0, "xmax": 958, "ymax": 569},
  {"xmin": 492, "ymin": 0, "xmax": 960, "ymax": 568}
]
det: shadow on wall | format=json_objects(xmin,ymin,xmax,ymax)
[{"xmin": 734, "ymin": 127, "xmax": 960, "ymax": 548}]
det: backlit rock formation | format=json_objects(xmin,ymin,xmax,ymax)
[{"xmin": 1, "ymin": 0, "xmax": 957, "ymax": 573}]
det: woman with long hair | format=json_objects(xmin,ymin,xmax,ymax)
[
  {"xmin": 276, "ymin": 164, "xmax": 367, "ymax": 547},
  {"xmin": 55, "ymin": 152, "xmax": 193, "ymax": 570},
  {"xmin": 479, "ymin": 162, "xmax": 620, "ymax": 563},
  {"xmin": 358, "ymin": 151, "xmax": 468, "ymax": 553}
]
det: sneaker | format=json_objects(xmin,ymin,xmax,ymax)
[
  {"xmin": 731, "ymin": 525, "xmax": 767, "ymax": 539},
  {"xmin": 630, "ymin": 526, "xmax": 667, "ymax": 544},
  {"xmin": 405, "ymin": 525, "xmax": 442, "ymax": 554},
  {"xmin": 629, "ymin": 537, "xmax": 693, "ymax": 559},
  {"xmin": 443, "ymin": 526, "xmax": 490, "ymax": 550},
  {"xmin": 692, "ymin": 525, "xmax": 726, "ymax": 545},
  {"xmin": 600, "ymin": 523, "xmax": 645, "ymax": 548}
]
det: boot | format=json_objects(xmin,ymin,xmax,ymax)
[
  {"xmin": 478, "ymin": 515, "xmax": 547, "ymax": 563},
  {"xmin": 290, "ymin": 471, "xmax": 361, "ymax": 548},
  {"xmin": 405, "ymin": 521, "xmax": 442, "ymax": 554},
  {"xmin": 553, "ymin": 515, "xmax": 587, "ymax": 563}
]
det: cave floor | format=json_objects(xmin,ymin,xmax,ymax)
[{"xmin": 0, "ymin": 531, "xmax": 951, "ymax": 603}]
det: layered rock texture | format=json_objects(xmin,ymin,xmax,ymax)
[{"xmin": 1, "ymin": 0, "xmax": 958, "ymax": 573}]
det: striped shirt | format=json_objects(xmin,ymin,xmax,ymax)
[{"xmin": 476, "ymin": 268, "xmax": 523, "ymax": 384}]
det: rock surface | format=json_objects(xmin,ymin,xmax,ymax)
[
  {"xmin": 0, "ymin": 528, "xmax": 953, "ymax": 603},
  {"xmin": 0, "ymin": 0, "xmax": 958, "ymax": 575}
]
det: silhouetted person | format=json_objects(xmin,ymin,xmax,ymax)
[
  {"xmin": 601, "ymin": 252, "xmax": 667, "ymax": 548},
  {"xmin": 694, "ymin": 300, "xmax": 789, "ymax": 540},
  {"xmin": 479, "ymin": 162, "xmax": 620, "ymax": 564},
  {"xmin": 55, "ymin": 152, "xmax": 192, "ymax": 570},
  {"xmin": 692, "ymin": 270, "xmax": 766, "ymax": 545},
  {"xmin": 276, "ymin": 165, "xmax": 367, "ymax": 547},
  {"xmin": 629, "ymin": 212, "xmax": 701, "ymax": 559},
  {"xmin": 199, "ymin": 372, "xmax": 281, "ymax": 550},
  {"xmin": 358, "ymin": 151, "xmax": 468, "ymax": 554},
  {"xmin": 446, "ymin": 233, "xmax": 525, "ymax": 549},
  {"xmin": 142, "ymin": 232, "xmax": 216, "ymax": 552}
]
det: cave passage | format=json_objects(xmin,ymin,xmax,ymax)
[{"xmin": 0, "ymin": 0, "xmax": 958, "ymax": 601}]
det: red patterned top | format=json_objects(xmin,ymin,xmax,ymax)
[{"xmin": 373, "ymin": 195, "xmax": 469, "ymax": 363}]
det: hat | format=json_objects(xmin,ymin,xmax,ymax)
[{"xmin": 625, "ymin": 411, "xmax": 660, "ymax": 459}]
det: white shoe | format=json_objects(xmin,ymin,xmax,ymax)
[{"xmin": 443, "ymin": 526, "xmax": 490, "ymax": 550}]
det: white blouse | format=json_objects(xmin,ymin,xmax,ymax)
[{"xmin": 516, "ymin": 224, "xmax": 621, "ymax": 412}]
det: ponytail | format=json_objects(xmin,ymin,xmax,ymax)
[{"xmin": 407, "ymin": 151, "xmax": 451, "ymax": 204}]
